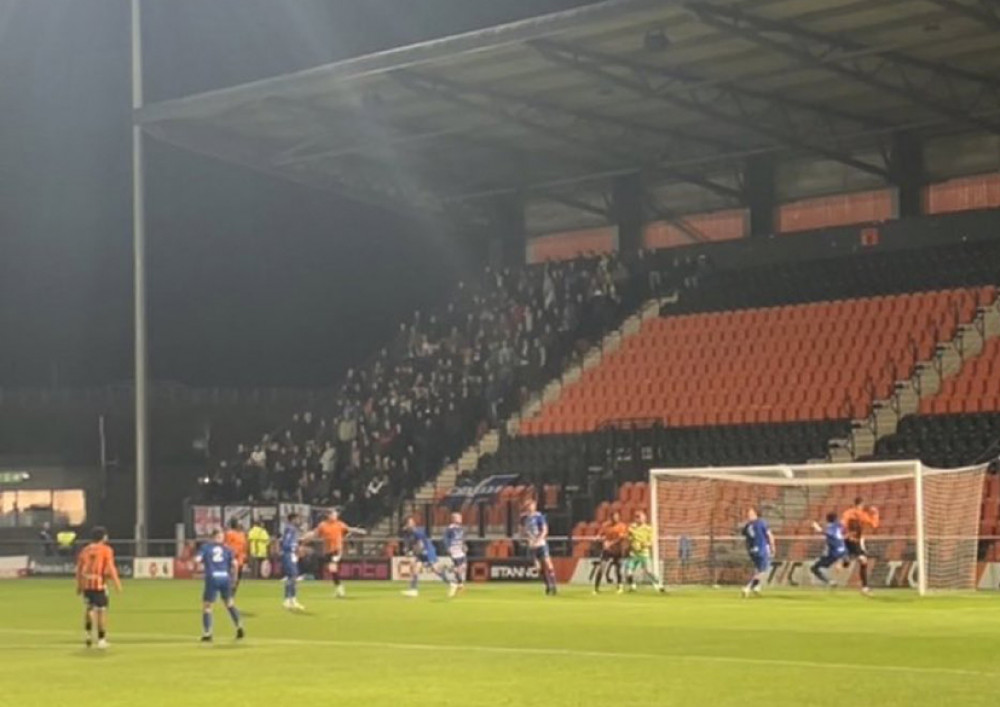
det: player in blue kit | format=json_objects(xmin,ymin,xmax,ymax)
[
  {"xmin": 522, "ymin": 499, "xmax": 557, "ymax": 595},
  {"xmin": 401, "ymin": 516, "xmax": 449, "ymax": 598},
  {"xmin": 281, "ymin": 513, "xmax": 305, "ymax": 611},
  {"xmin": 810, "ymin": 512, "xmax": 848, "ymax": 587},
  {"xmin": 195, "ymin": 528, "xmax": 244, "ymax": 642},
  {"xmin": 442, "ymin": 513, "xmax": 467, "ymax": 598},
  {"xmin": 740, "ymin": 507, "xmax": 775, "ymax": 598}
]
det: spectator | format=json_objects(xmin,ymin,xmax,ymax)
[
  {"xmin": 249, "ymin": 445, "xmax": 266, "ymax": 468},
  {"xmin": 56, "ymin": 528, "xmax": 77, "ymax": 556},
  {"xmin": 248, "ymin": 520, "xmax": 270, "ymax": 579},
  {"xmin": 39, "ymin": 522, "xmax": 54, "ymax": 556},
  {"xmin": 320, "ymin": 442, "xmax": 337, "ymax": 474},
  {"xmin": 199, "ymin": 251, "xmax": 683, "ymax": 525}
]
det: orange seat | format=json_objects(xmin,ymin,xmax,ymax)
[{"xmin": 518, "ymin": 286, "xmax": 992, "ymax": 436}]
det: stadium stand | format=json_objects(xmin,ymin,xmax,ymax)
[
  {"xmin": 193, "ymin": 231, "xmax": 1000, "ymax": 546},
  {"xmin": 559, "ymin": 276, "xmax": 1000, "ymax": 563},
  {"xmin": 871, "ymin": 335, "xmax": 1000, "ymax": 468},
  {"xmin": 196, "ymin": 252, "xmax": 689, "ymax": 525},
  {"xmin": 672, "ymin": 238, "xmax": 1000, "ymax": 315},
  {"xmin": 480, "ymin": 420, "xmax": 844, "ymax": 484},
  {"xmin": 919, "ymin": 336, "xmax": 1000, "ymax": 417},
  {"xmin": 452, "ymin": 238, "xmax": 1000, "ymax": 547},
  {"xmin": 521, "ymin": 287, "xmax": 990, "ymax": 434},
  {"xmin": 874, "ymin": 413, "xmax": 1000, "ymax": 468}
]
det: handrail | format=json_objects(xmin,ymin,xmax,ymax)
[
  {"xmin": 0, "ymin": 382, "xmax": 328, "ymax": 409},
  {"xmin": 596, "ymin": 417, "xmax": 664, "ymax": 431}
]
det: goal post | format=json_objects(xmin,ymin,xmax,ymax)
[{"xmin": 649, "ymin": 460, "xmax": 988, "ymax": 595}]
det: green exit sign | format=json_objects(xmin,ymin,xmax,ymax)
[{"xmin": 0, "ymin": 471, "xmax": 29, "ymax": 484}]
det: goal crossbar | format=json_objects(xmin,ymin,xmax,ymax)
[{"xmin": 652, "ymin": 464, "xmax": 984, "ymax": 487}]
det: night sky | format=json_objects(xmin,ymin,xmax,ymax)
[{"xmin": 0, "ymin": 0, "xmax": 599, "ymax": 388}]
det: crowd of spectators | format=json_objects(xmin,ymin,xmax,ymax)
[{"xmin": 195, "ymin": 250, "xmax": 703, "ymax": 525}]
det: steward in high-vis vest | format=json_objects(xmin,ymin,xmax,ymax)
[{"xmin": 247, "ymin": 521, "xmax": 270, "ymax": 578}]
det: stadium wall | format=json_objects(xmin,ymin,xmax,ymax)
[
  {"xmin": 528, "ymin": 173, "xmax": 1000, "ymax": 262},
  {"xmin": 525, "ymin": 225, "xmax": 618, "ymax": 264}
]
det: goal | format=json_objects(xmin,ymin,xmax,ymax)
[{"xmin": 649, "ymin": 460, "xmax": 988, "ymax": 595}]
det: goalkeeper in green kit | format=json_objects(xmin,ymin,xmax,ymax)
[{"xmin": 626, "ymin": 510, "xmax": 665, "ymax": 593}]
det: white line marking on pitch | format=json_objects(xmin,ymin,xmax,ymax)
[{"xmin": 0, "ymin": 627, "xmax": 993, "ymax": 678}]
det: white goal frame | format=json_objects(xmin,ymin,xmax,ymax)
[{"xmin": 650, "ymin": 461, "xmax": 938, "ymax": 594}]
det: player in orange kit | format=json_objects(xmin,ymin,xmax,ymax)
[
  {"xmin": 842, "ymin": 497, "xmax": 880, "ymax": 595},
  {"xmin": 224, "ymin": 519, "xmax": 249, "ymax": 594},
  {"xmin": 308, "ymin": 509, "xmax": 366, "ymax": 597},
  {"xmin": 595, "ymin": 510, "xmax": 628, "ymax": 594},
  {"xmin": 75, "ymin": 526, "xmax": 123, "ymax": 649}
]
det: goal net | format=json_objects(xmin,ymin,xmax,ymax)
[{"xmin": 649, "ymin": 460, "xmax": 988, "ymax": 595}]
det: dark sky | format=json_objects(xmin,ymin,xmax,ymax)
[{"xmin": 0, "ymin": 0, "xmax": 598, "ymax": 388}]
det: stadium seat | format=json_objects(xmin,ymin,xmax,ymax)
[{"xmin": 523, "ymin": 289, "xmax": 984, "ymax": 436}]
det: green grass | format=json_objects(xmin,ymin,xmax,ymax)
[{"xmin": 1, "ymin": 580, "xmax": 999, "ymax": 706}]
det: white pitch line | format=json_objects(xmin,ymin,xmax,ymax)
[{"xmin": 0, "ymin": 627, "xmax": 993, "ymax": 678}]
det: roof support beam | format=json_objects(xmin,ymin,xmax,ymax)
[
  {"xmin": 393, "ymin": 67, "xmax": 744, "ymax": 159},
  {"xmin": 539, "ymin": 191, "xmax": 610, "ymax": 219},
  {"xmin": 279, "ymin": 100, "xmax": 498, "ymax": 199},
  {"xmin": 529, "ymin": 40, "xmax": 890, "ymax": 178},
  {"xmin": 278, "ymin": 93, "xmax": 740, "ymax": 200},
  {"xmin": 141, "ymin": 122, "xmax": 440, "ymax": 220},
  {"xmin": 393, "ymin": 69, "xmax": 624, "ymax": 170},
  {"xmin": 277, "ymin": 96, "xmax": 612, "ymax": 193},
  {"xmin": 660, "ymin": 170, "xmax": 742, "ymax": 201},
  {"xmin": 924, "ymin": 0, "xmax": 1000, "ymax": 31},
  {"xmin": 691, "ymin": 3, "xmax": 1000, "ymax": 136},
  {"xmin": 644, "ymin": 196, "xmax": 708, "ymax": 244},
  {"xmin": 274, "ymin": 123, "xmax": 471, "ymax": 167},
  {"xmin": 530, "ymin": 38, "xmax": 890, "ymax": 132},
  {"xmin": 692, "ymin": 1, "xmax": 1000, "ymax": 89},
  {"xmin": 394, "ymin": 69, "xmax": 744, "ymax": 202}
]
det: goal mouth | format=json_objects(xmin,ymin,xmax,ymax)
[{"xmin": 648, "ymin": 460, "xmax": 990, "ymax": 595}]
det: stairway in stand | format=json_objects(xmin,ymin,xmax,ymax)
[
  {"xmin": 827, "ymin": 287, "xmax": 1000, "ymax": 462},
  {"xmin": 367, "ymin": 297, "xmax": 668, "ymax": 536}
]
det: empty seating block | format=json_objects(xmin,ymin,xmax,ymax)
[
  {"xmin": 654, "ymin": 420, "xmax": 848, "ymax": 467},
  {"xmin": 523, "ymin": 289, "xmax": 985, "ymax": 435},
  {"xmin": 677, "ymin": 240, "xmax": 1000, "ymax": 315},
  {"xmin": 481, "ymin": 421, "xmax": 846, "ymax": 487},
  {"xmin": 921, "ymin": 332, "xmax": 1000, "ymax": 416},
  {"xmin": 874, "ymin": 412, "xmax": 1000, "ymax": 468}
]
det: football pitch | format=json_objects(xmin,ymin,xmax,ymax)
[{"xmin": 1, "ymin": 580, "xmax": 998, "ymax": 706}]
